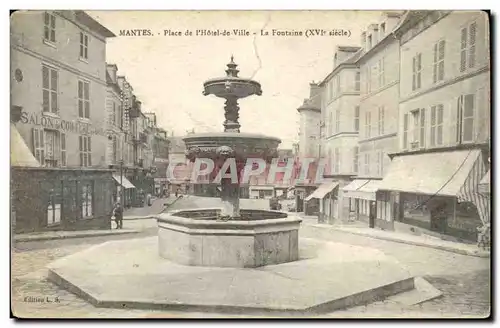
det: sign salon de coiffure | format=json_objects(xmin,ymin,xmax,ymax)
[{"xmin": 19, "ymin": 112, "xmax": 106, "ymax": 136}]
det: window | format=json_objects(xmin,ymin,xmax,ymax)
[
  {"xmin": 433, "ymin": 40, "xmax": 445, "ymax": 83},
  {"xmin": 378, "ymin": 151, "xmax": 384, "ymax": 176},
  {"xmin": 335, "ymin": 108, "xmax": 340, "ymax": 133},
  {"xmin": 411, "ymin": 110, "xmax": 420, "ymax": 147},
  {"xmin": 365, "ymin": 67, "xmax": 371, "ymax": 94},
  {"xmin": 335, "ymin": 148, "xmax": 340, "ymax": 173},
  {"xmin": 46, "ymin": 181, "xmax": 62, "ymax": 226},
  {"xmin": 336, "ymin": 75, "xmax": 341, "ymax": 95},
  {"xmin": 79, "ymin": 135, "xmax": 92, "ymax": 167},
  {"xmin": 328, "ymin": 111, "xmax": 333, "ymax": 136},
  {"xmin": 354, "ymin": 106, "xmax": 360, "ymax": 132},
  {"xmin": 457, "ymin": 94, "xmax": 475, "ymax": 143},
  {"xmin": 81, "ymin": 181, "xmax": 94, "ymax": 218},
  {"xmin": 79, "ymin": 32, "xmax": 89, "ymax": 59},
  {"xmin": 430, "ymin": 104, "xmax": 444, "ymax": 146},
  {"xmin": 119, "ymin": 104, "xmax": 124, "ymax": 129},
  {"xmin": 420, "ymin": 108, "xmax": 426, "ymax": 148},
  {"xmin": 353, "ymin": 146, "xmax": 359, "ymax": 173},
  {"xmin": 460, "ymin": 22, "xmax": 477, "ymax": 72},
  {"xmin": 43, "ymin": 12, "xmax": 56, "ymax": 43},
  {"xmin": 78, "ymin": 80, "xmax": 90, "ymax": 118},
  {"xmin": 112, "ymin": 102, "xmax": 116, "ymax": 126},
  {"xmin": 329, "ymin": 80, "xmax": 334, "ymax": 101},
  {"xmin": 112, "ymin": 135, "xmax": 118, "ymax": 164},
  {"xmin": 412, "ymin": 53, "xmax": 422, "ymax": 91},
  {"xmin": 377, "ymin": 58, "xmax": 385, "ymax": 88},
  {"xmin": 380, "ymin": 23, "xmax": 386, "ymax": 38},
  {"xmin": 367, "ymin": 34, "xmax": 372, "ymax": 49},
  {"xmin": 377, "ymin": 106, "xmax": 385, "ymax": 135},
  {"xmin": 354, "ymin": 71, "xmax": 361, "ymax": 91},
  {"xmin": 370, "ymin": 65, "xmax": 377, "ymax": 92},
  {"xmin": 44, "ymin": 130, "xmax": 60, "ymax": 167},
  {"xmin": 364, "ymin": 153, "xmax": 370, "ymax": 175},
  {"xmin": 403, "ymin": 113, "xmax": 409, "ymax": 149},
  {"xmin": 42, "ymin": 65, "xmax": 58, "ymax": 113},
  {"xmin": 60, "ymin": 132, "xmax": 66, "ymax": 166},
  {"xmin": 375, "ymin": 150, "xmax": 380, "ymax": 176},
  {"xmin": 32, "ymin": 128, "xmax": 45, "ymax": 165},
  {"xmin": 365, "ymin": 111, "xmax": 372, "ymax": 138}
]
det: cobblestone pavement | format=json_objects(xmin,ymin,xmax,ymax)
[{"xmin": 11, "ymin": 197, "xmax": 491, "ymax": 319}]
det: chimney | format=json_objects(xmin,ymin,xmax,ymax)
[
  {"xmin": 309, "ymin": 82, "xmax": 321, "ymax": 108},
  {"xmin": 360, "ymin": 31, "xmax": 366, "ymax": 50},
  {"xmin": 106, "ymin": 64, "xmax": 118, "ymax": 82}
]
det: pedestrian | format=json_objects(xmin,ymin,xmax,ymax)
[
  {"xmin": 113, "ymin": 202, "xmax": 124, "ymax": 229},
  {"xmin": 175, "ymin": 187, "xmax": 179, "ymax": 198}
]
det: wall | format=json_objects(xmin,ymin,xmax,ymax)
[
  {"xmin": 358, "ymin": 39, "xmax": 400, "ymax": 179},
  {"xmin": 398, "ymin": 12, "xmax": 490, "ymax": 150},
  {"xmin": 11, "ymin": 11, "xmax": 109, "ymax": 168},
  {"xmin": 298, "ymin": 110, "xmax": 321, "ymax": 158}
]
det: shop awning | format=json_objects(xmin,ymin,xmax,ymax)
[
  {"xmin": 11, "ymin": 124, "xmax": 40, "ymax": 167},
  {"xmin": 112, "ymin": 174, "xmax": 136, "ymax": 189},
  {"xmin": 478, "ymin": 170, "xmax": 490, "ymax": 194},
  {"xmin": 378, "ymin": 149, "xmax": 490, "ymax": 224},
  {"xmin": 343, "ymin": 179, "xmax": 381, "ymax": 201},
  {"xmin": 305, "ymin": 181, "xmax": 339, "ymax": 201}
]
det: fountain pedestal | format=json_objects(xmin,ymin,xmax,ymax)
[{"xmin": 158, "ymin": 209, "xmax": 301, "ymax": 268}]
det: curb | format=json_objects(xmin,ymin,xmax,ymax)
[
  {"xmin": 14, "ymin": 230, "xmax": 140, "ymax": 243},
  {"xmin": 123, "ymin": 216, "xmax": 153, "ymax": 221},
  {"xmin": 306, "ymin": 224, "xmax": 490, "ymax": 258}
]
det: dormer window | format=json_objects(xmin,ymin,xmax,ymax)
[
  {"xmin": 367, "ymin": 34, "xmax": 373, "ymax": 49},
  {"xmin": 334, "ymin": 53, "xmax": 338, "ymax": 67},
  {"xmin": 380, "ymin": 23, "xmax": 386, "ymax": 38}
]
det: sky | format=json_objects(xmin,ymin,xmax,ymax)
[{"xmin": 88, "ymin": 10, "xmax": 382, "ymax": 148}]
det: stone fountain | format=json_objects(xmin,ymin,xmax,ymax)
[
  {"xmin": 157, "ymin": 57, "xmax": 302, "ymax": 268},
  {"xmin": 45, "ymin": 57, "xmax": 440, "ymax": 317}
]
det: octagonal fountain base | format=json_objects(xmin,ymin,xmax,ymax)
[
  {"xmin": 158, "ymin": 209, "xmax": 301, "ymax": 268},
  {"xmin": 46, "ymin": 236, "xmax": 442, "ymax": 316}
]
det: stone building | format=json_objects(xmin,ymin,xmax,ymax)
[
  {"xmin": 378, "ymin": 11, "xmax": 491, "ymax": 244},
  {"xmin": 11, "ymin": 10, "xmax": 115, "ymax": 168},
  {"xmin": 312, "ymin": 46, "xmax": 363, "ymax": 223},
  {"xmin": 343, "ymin": 11, "xmax": 406, "ymax": 228},
  {"xmin": 10, "ymin": 11, "xmax": 117, "ymax": 232}
]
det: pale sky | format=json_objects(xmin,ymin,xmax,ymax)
[{"xmin": 88, "ymin": 11, "xmax": 382, "ymax": 148}]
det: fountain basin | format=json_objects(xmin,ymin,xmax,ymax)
[
  {"xmin": 183, "ymin": 132, "xmax": 281, "ymax": 162},
  {"xmin": 157, "ymin": 208, "xmax": 301, "ymax": 268}
]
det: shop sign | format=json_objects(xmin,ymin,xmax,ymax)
[{"xmin": 20, "ymin": 112, "xmax": 106, "ymax": 136}]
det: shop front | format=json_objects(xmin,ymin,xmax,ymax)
[
  {"xmin": 304, "ymin": 180, "xmax": 339, "ymax": 223},
  {"xmin": 343, "ymin": 179, "xmax": 386, "ymax": 228},
  {"xmin": 111, "ymin": 172, "xmax": 136, "ymax": 207},
  {"xmin": 378, "ymin": 148, "xmax": 490, "ymax": 244},
  {"xmin": 12, "ymin": 167, "xmax": 114, "ymax": 233}
]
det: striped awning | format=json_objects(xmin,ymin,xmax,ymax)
[
  {"xmin": 305, "ymin": 181, "xmax": 339, "ymax": 201},
  {"xmin": 112, "ymin": 174, "xmax": 136, "ymax": 189},
  {"xmin": 378, "ymin": 149, "xmax": 490, "ymax": 225},
  {"xmin": 11, "ymin": 124, "xmax": 40, "ymax": 167},
  {"xmin": 478, "ymin": 170, "xmax": 490, "ymax": 195}
]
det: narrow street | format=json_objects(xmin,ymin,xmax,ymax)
[{"xmin": 11, "ymin": 196, "xmax": 490, "ymax": 318}]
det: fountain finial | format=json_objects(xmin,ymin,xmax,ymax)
[{"xmin": 225, "ymin": 55, "xmax": 239, "ymax": 77}]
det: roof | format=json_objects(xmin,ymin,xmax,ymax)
[{"xmin": 75, "ymin": 11, "xmax": 116, "ymax": 38}]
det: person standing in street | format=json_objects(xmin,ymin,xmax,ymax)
[{"xmin": 113, "ymin": 202, "xmax": 124, "ymax": 229}]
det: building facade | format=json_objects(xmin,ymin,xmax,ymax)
[
  {"xmin": 11, "ymin": 10, "xmax": 115, "ymax": 169},
  {"xmin": 343, "ymin": 12, "xmax": 405, "ymax": 228},
  {"xmin": 10, "ymin": 10, "xmax": 116, "ymax": 232},
  {"xmin": 377, "ymin": 10, "xmax": 490, "ymax": 244},
  {"xmin": 315, "ymin": 46, "xmax": 363, "ymax": 223}
]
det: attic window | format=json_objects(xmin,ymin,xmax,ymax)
[
  {"xmin": 367, "ymin": 34, "xmax": 372, "ymax": 49},
  {"xmin": 380, "ymin": 23, "xmax": 386, "ymax": 37}
]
